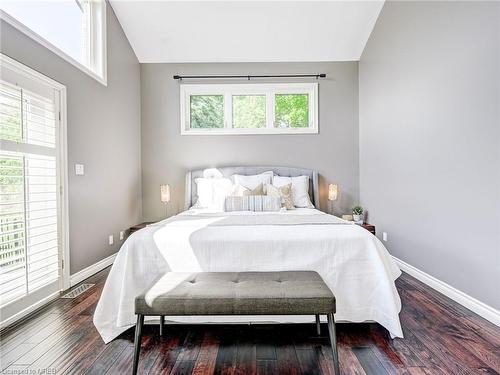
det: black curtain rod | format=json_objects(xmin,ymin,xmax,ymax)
[{"xmin": 173, "ymin": 73, "xmax": 326, "ymax": 80}]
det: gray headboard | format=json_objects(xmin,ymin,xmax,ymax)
[{"xmin": 185, "ymin": 166, "xmax": 319, "ymax": 210}]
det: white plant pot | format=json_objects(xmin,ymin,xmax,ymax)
[{"xmin": 353, "ymin": 214, "xmax": 363, "ymax": 222}]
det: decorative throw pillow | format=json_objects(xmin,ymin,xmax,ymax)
[
  {"xmin": 272, "ymin": 175, "xmax": 314, "ymax": 208},
  {"xmin": 242, "ymin": 183, "xmax": 264, "ymax": 196},
  {"xmin": 225, "ymin": 196, "xmax": 282, "ymax": 212},
  {"xmin": 232, "ymin": 171, "xmax": 273, "ymax": 190},
  {"xmin": 266, "ymin": 183, "xmax": 294, "ymax": 210}
]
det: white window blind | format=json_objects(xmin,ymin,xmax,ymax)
[{"xmin": 0, "ymin": 80, "xmax": 60, "ymax": 307}]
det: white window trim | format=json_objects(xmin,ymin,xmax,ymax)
[
  {"xmin": 0, "ymin": 2, "xmax": 107, "ymax": 86},
  {"xmin": 180, "ymin": 83, "xmax": 319, "ymax": 135},
  {"xmin": 0, "ymin": 53, "xmax": 70, "ymax": 294}
]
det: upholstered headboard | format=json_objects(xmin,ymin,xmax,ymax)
[{"xmin": 185, "ymin": 166, "xmax": 319, "ymax": 210}]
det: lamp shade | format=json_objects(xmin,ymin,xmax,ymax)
[
  {"xmin": 328, "ymin": 184, "xmax": 338, "ymax": 201},
  {"xmin": 160, "ymin": 184, "xmax": 170, "ymax": 203}
]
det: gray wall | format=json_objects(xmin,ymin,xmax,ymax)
[
  {"xmin": 141, "ymin": 62, "xmax": 359, "ymax": 220},
  {"xmin": 359, "ymin": 1, "xmax": 500, "ymax": 309},
  {"xmin": 0, "ymin": 4, "xmax": 142, "ymax": 274}
]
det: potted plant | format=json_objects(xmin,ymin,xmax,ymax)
[{"xmin": 352, "ymin": 206, "xmax": 364, "ymax": 223}]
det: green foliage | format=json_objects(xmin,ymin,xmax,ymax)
[
  {"xmin": 0, "ymin": 156, "xmax": 23, "ymax": 187},
  {"xmin": 233, "ymin": 95, "xmax": 266, "ymax": 128},
  {"xmin": 190, "ymin": 95, "xmax": 224, "ymax": 129},
  {"xmin": 0, "ymin": 155, "xmax": 25, "ymax": 270},
  {"xmin": 352, "ymin": 206, "xmax": 364, "ymax": 215},
  {"xmin": 275, "ymin": 94, "xmax": 308, "ymax": 128},
  {"xmin": 0, "ymin": 97, "xmax": 23, "ymax": 142}
]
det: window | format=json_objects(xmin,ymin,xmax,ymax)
[
  {"xmin": 275, "ymin": 94, "xmax": 309, "ymax": 128},
  {"xmin": 0, "ymin": 54, "xmax": 68, "ymax": 325},
  {"xmin": 180, "ymin": 83, "xmax": 318, "ymax": 135},
  {"xmin": 0, "ymin": 0, "xmax": 107, "ymax": 84},
  {"xmin": 190, "ymin": 95, "xmax": 224, "ymax": 129}
]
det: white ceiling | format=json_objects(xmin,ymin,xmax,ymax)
[{"xmin": 110, "ymin": 1, "xmax": 384, "ymax": 63}]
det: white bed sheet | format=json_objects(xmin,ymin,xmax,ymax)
[{"xmin": 93, "ymin": 208, "xmax": 403, "ymax": 343}]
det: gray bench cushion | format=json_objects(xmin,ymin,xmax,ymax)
[{"xmin": 135, "ymin": 271, "xmax": 335, "ymax": 316}]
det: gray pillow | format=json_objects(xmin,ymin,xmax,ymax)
[{"xmin": 224, "ymin": 196, "xmax": 282, "ymax": 212}]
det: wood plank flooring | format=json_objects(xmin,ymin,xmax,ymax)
[{"xmin": 1, "ymin": 268, "xmax": 499, "ymax": 374}]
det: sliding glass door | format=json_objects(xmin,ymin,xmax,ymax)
[{"xmin": 0, "ymin": 55, "xmax": 67, "ymax": 326}]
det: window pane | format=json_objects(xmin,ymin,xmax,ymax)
[
  {"xmin": 0, "ymin": 154, "xmax": 26, "ymax": 306},
  {"xmin": 0, "ymin": 1, "xmax": 85, "ymax": 64},
  {"xmin": 0, "ymin": 153, "xmax": 60, "ymax": 306},
  {"xmin": 232, "ymin": 95, "xmax": 266, "ymax": 129},
  {"xmin": 275, "ymin": 94, "xmax": 309, "ymax": 128},
  {"xmin": 0, "ymin": 81, "xmax": 56, "ymax": 148},
  {"xmin": 190, "ymin": 95, "xmax": 224, "ymax": 129},
  {"xmin": 0, "ymin": 83, "xmax": 22, "ymax": 142},
  {"xmin": 24, "ymin": 91, "xmax": 57, "ymax": 148}
]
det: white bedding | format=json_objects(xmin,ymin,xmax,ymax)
[{"xmin": 93, "ymin": 208, "xmax": 403, "ymax": 343}]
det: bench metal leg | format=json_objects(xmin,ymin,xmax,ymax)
[
  {"xmin": 315, "ymin": 314, "xmax": 321, "ymax": 335},
  {"xmin": 327, "ymin": 313, "xmax": 340, "ymax": 375},
  {"xmin": 133, "ymin": 314, "xmax": 144, "ymax": 375},
  {"xmin": 159, "ymin": 315, "xmax": 164, "ymax": 336}
]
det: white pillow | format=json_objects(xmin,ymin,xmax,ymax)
[
  {"xmin": 194, "ymin": 177, "xmax": 234, "ymax": 210},
  {"xmin": 272, "ymin": 175, "xmax": 314, "ymax": 208},
  {"xmin": 232, "ymin": 171, "xmax": 273, "ymax": 190},
  {"xmin": 230, "ymin": 184, "xmax": 249, "ymax": 197},
  {"xmin": 194, "ymin": 178, "xmax": 214, "ymax": 208},
  {"xmin": 212, "ymin": 179, "xmax": 237, "ymax": 211}
]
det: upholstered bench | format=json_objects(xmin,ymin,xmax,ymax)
[{"xmin": 132, "ymin": 271, "xmax": 339, "ymax": 374}]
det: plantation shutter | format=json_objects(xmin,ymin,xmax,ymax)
[{"xmin": 0, "ymin": 77, "xmax": 61, "ymax": 308}]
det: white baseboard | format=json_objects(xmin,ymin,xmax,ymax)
[
  {"xmin": 1, "ymin": 253, "xmax": 116, "ymax": 330},
  {"xmin": 0, "ymin": 291, "xmax": 60, "ymax": 330},
  {"xmin": 393, "ymin": 256, "xmax": 500, "ymax": 327},
  {"xmin": 70, "ymin": 252, "xmax": 117, "ymax": 287}
]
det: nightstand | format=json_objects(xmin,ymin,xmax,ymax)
[
  {"xmin": 359, "ymin": 223, "xmax": 376, "ymax": 235},
  {"xmin": 129, "ymin": 222, "xmax": 153, "ymax": 235}
]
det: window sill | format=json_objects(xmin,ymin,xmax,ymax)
[
  {"xmin": 181, "ymin": 127, "xmax": 319, "ymax": 136},
  {"xmin": 0, "ymin": 10, "xmax": 107, "ymax": 86}
]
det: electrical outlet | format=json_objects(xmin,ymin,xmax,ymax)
[
  {"xmin": 75, "ymin": 164, "xmax": 85, "ymax": 175},
  {"xmin": 108, "ymin": 235, "xmax": 114, "ymax": 245},
  {"xmin": 119, "ymin": 231, "xmax": 124, "ymax": 241},
  {"xmin": 382, "ymin": 232, "xmax": 388, "ymax": 242}
]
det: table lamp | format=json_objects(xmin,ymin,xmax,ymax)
[
  {"xmin": 328, "ymin": 184, "xmax": 338, "ymax": 215},
  {"xmin": 160, "ymin": 184, "xmax": 170, "ymax": 217}
]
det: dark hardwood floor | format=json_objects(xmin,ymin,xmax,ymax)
[{"xmin": 1, "ymin": 268, "xmax": 499, "ymax": 374}]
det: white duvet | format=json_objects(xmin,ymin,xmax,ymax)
[{"xmin": 94, "ymin": 208, "xmax": 403, "ymax": 343}]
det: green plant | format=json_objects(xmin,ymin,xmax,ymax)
[{"xmin": 352, "ymin": 206, "xmax": 363, "ymax": 215}]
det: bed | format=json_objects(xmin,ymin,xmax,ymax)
[{"xmin": 93, "ymin": 166, "xmax": 403, "ymax": 343}]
